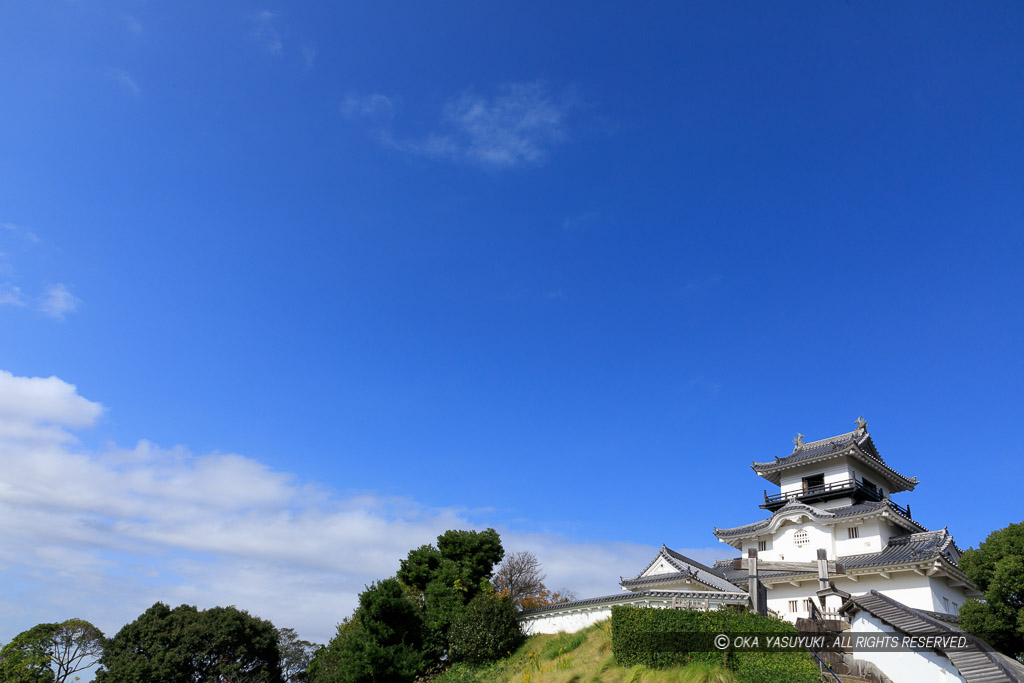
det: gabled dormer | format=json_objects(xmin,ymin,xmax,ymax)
[
  {"xmin": 619, "ymin": 545, "xmax": 741, "ymax": 592},
  {"xmin": 751, "ymin": 419, "xmax": 918, "ymax": 513}
]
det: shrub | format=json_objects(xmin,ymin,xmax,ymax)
[
  {"xmin": 610, "ymin": 606, "xmax": 818, "ymax": 683},
  {"xmin": 447, "ymin": 590, "xmax": 524, "ymax": 664}
]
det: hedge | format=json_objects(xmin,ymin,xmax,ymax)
[{"xmin": 610, "ymin": 606, "xmax": 819, "ymax": 683}]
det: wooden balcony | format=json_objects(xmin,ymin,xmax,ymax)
[{"xmin": 760, "ymin": 476, "xmax": 909, "ymax": 515}]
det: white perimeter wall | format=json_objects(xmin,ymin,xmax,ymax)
[
  {"xmin": 520, "ymin": 596, "xmax": 745, "ymax": 636},
  {"xmin": 766, "ymin": 572, "xmax": 969, "ymax": 622},
  {"xmin": 848, "ymin": 612, "xmax": 965, "ymax": 683}
]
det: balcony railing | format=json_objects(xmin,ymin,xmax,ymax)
[{"xmin": 761, "ymin": 477, "xmax": 913, "ymax": 518}]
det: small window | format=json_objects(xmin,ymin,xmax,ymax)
[
  {"xmin": 952, "ymin": 602, "xmax": 959, "ymax": 613},
  {"xmin": 848, "ymin": 526, "xmax": 860, "ymax": 540},
  {"xmin": 789, "ymin": 600, "xmax": 798, "ymax": 612},
  {"xmin": 804, "ymin": 599, "xmax": 815, "ymax": 612},
  {"xmin": 943, "ymin": 597, "xmax": 950, "ymax": 613},
  {"xmin": 802, "ymin": 474, "xmax": 825, "ymax": 492},
  {"xmin": 794, "ymin": 529, "xmax": 809, "ymax": 547},
  {"xmin": 758, "ymin": 540, "xmax": 767, "ymax": 552}
]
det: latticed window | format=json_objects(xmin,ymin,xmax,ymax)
[
  {"xmin": 794, "ymin": 529, "xmax": 809, "ymax": 547},
  {"xmin": 789, "ymin": 600, "xmax": 798, "ymax": 612},
  {"xmin": 758, "ymin": 540, "xmax": 767, "ymax": 552},
  {"xmin": 848, "ymin": 526, "xmax": 860, "ymax": 539}
]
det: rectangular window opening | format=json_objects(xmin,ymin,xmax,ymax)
[
  {"xmin": 848, "ymin": 526, "xmax": 860, "ymax": 539},
  {"xmin": 802, "ymin": 474, "xmax": 825, "ymax": 493}
]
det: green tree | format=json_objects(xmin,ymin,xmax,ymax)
[
  {"xmin": 277, "ymin": 627, "xmax": 318, "ymax": 683},
  {"xmin": 959, "ymin": 521, "xmax": 1024, "ymax": 660},
  {"xmin": 0, "ymin": 623, "xmax": 58, "ymax": 683},
  {"xmin": 308, "ymin": 579, "xmax": 428, "ymax": 683},
  {"xmin": 95, "ymin": 602, "xmax": 282, "ymax": 683},
  {"xmin": 447, "ymin": 587, "xmax": 524, "ymax": 664},
  {"xmin": 396, "ymin": 528, "xmax": 504, "ymax": 655},
  {"xmin": 0, "ymin": 619, "xmax": 104, "ymax": 683}
]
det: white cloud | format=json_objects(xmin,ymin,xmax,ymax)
[
  {"xmin": 251, "ymin": 10, "xmax": 283, "ymax": 55},
  {"xmin": 107, "ymin": 68, "xmax": 140, "ymax": 95},
  {"xmin": 38, "ymin": 283, "xmax": 81, "ymax": 320},
  {"xmin": 0, "ymin": 370, "xmax": 719, "ymax": 647},
  {"xmin": 391, "ymin": 82, "xmax": 572, "ymax": 169},
  {"xmin": 0, "ymin": 283, "xmax": 27, "ymax": 307},
  {"xmin": 340, "ymin": 93, "xmax": 397, "ymax": 120}
]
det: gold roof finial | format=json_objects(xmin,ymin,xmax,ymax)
[
  {"xmin": 855, "ymin": 416, "xmax": 868, "ymax": 431},
  {"xmin": 793, "ymin": 433, "xmax": 805, "ymax": 447}
]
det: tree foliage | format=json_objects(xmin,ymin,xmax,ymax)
[
  {"xmin": 277, "ymin": 627, "xmax": 318, "ymax": 683},
  {"xmin": 959, "ymin": 521, "xmax": 1024, "ymax": 660},
  {"xmin": 447, "ymin": 588, "xmax": 524, "ymax": 664},
  {"xmin": 307, "ymin": 579, "xmax": 428, "ymax": 683},
  {"xmin": 396, "ymin": 528, "xmax": 504, "ymax": 654},
  {"xmin": 310, "ymin": 528, "xmax": 511, "ymax": 682},
  {"xmin": 95, "ymin": 602, "xmax": 282, "ymax": 683},
  {"xmin": 0, "ymin": 619, "xmax": 104, "ymax": 683},
  {"xmin": 492, "ymin": 550, "xmax": 576, "ymax": 610},
  {"xmin": 0, "ymin": 623, "xmax": 58, "ymax": 683}
]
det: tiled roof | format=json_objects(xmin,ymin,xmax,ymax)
[
  {"xmin": 620, "ymin": 545, "xmax": 742, "ymax": 593},
  {"xmin": 709, "ymin": 529, "xmax": 968, "ymax": 586},
  {"xmin": 518, "ymin": 589, "xmax": 749, "ymax": 616},
  {"xmin": 713, "ymin": 499, "xmax": 924, "ymax": 540},
  {"xmin": 841, "ymin": 529, "xmax": 961, "ymax": 569},
  {"xmin": 750, "ymin": 428, "xmax": 918, "ymax": 491},
  {"xmin": 842, "ymin": 591, "xmax": 1023, "ymax": 683}
]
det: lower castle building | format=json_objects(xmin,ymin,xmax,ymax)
[{"xmin": 520, "ymin": 420, "xmax": 1024, "ymax": 682}]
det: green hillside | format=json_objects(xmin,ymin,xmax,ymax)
[{"xmin": 435, "ymin": 621, "xmax": 738, "ymax": 683}]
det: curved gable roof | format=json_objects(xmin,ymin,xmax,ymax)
[{"xmin": 750, "ymin": 427, "xmax": 918, "ymax": 492}]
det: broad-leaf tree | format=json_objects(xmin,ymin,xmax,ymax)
[
  {"xmin": 492, "ymin": 550, "xmax": 576, "ymax": 611},
  {"xmin": 0, "ymin": 623, "xmax": 58, "ymax": 683},
  {"xmin": 308, "ymin": 579, "xmax": 428, "ymax": 683},
  {"xmin": 277, "ymin": 627, "xmax": 318, "ymax": 683},
  {"xmin": 0, "ymin": 619, "xmax": 104, "ymax": 683},
  {"xmin": 959, "ymin": 521, "xmax": 1024, "ymax": 660},
  {"xmin": 95, "ymin": 602, "xmax": 282, "ymax": 683},
  {"xmin": 397, "ymin": 528, "xmax": 504, "ymax": 655}
]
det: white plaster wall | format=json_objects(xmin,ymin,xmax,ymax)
[
  {"xmin": 764, "ymin": 581, "xmax": 825, "ymax": 621},
  {"xmin": 779, "ymin": 461, "xmax": 854, "ymax": 496},
  {"xmin": 521, "ymin": 605, "xmax": 614, "ymax": 635},
  {"xmin": 836, "ymin": 517, "xmax": 886, "ymax": 556},
  {"xmin": 929, "ymin": 578, "xmax": 971, "ymax": 616},
  {"xmin": 848, "ymin": 612, "xmax": 965, "ymax": 683},
  {"xmin": 766, "ymin": 571, "xmax": 963, "ymax": 623},
  {"xmin": 772, "ymin": 520, "xmax": 834, "ymax": 562},
  {"xmin": 520, "ymin": 597, "xmax": 743, "ymax": 636}
]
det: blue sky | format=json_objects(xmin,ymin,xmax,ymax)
[{"xmin": 1, "ymin": 0, "xmax": 1023, "ymax": 646}]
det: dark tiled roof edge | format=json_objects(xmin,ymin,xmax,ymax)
[
  {"xmin": 714, "ymin": 499, "xmax": 925, "ymax": 539},
  {"xmin": 518, "ymin": 589, "xmax": 749, "ymax": 616},
  {"xmin": 842, "ymin": 591, "xmax": 1022, "ymax": 683}
]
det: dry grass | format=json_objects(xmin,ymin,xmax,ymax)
[{"xmin": 436, "ymin": 620, "xmax": 736, "ymax": 683}]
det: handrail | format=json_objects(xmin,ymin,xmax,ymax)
[
  {"xmin": 763, "ymin": 477, "xmax": 882, "ymax": 505},
  {"xmin": 808, "ymin": 648, "xmax": 843, "ymax": 683}
]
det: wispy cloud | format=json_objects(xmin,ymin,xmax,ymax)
[
  {"xmin": 340, "ymin": 93, "xmax": 397, "ymax": 120},
  {"xmin": 38, "ymin": 283, "xmax": 81, "ymax": 320},
  {"xmin": 0, "ymin": 370, "xmax": 688, "ymax": 645},
  {"xmin": 681, "ymin": 274, "xmax": 722, "ymax": 294},
  {"xmin": 0, "ymin": 283, "xmax": 27, "ymax": 308},
  {"xmin": 390, "ymin": 82, "xmax": 571, "ymax": 169},
  {"xmin": 251, "ymin": 10, "xmax": 283, "ymax": 55},
  {"xmin": 302, "ymin": 46, "xmax": 318, "ymax": 71},
  {"xmin": 1, "ymin": 221, "xmax": 41, "ymax": 243},
  {"xmin": 107, "ymin": 68, "xmax": 140, "ymax": 95},
  {"xmin": 122, "ymin": 15, "xmax": 143, "ymax": 36}
]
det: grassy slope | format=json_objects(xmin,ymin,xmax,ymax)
[{"xmin": 435, "ymin": 621, "xmax": 736, "ymax": 683}]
